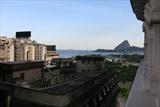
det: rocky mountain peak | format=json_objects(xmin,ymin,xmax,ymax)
[{"xmin": 114, "ymin": 40, "xmax": 130, "ymax": 51}]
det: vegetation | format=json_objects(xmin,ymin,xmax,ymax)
[
  {"xmin": 110, "ymin": 54, "xmax": 144, "ymax": 63},
  {"xmin": 119, "ymin": 82, "xmax": 132, "ymax": 100},
  {"xmin": 105, "ymin": 55, "xmax": 143, "ymax": 102},
  {"xmin": 120, "ymin": 88, "xmax": 129, "ymax": 99},
  {"xmin": 104, "ymin": 55, "xmax": 143, "ymax": 102},
  {"xmin": 122, "ymin": 55, "xmax": 144, "ymax": 63},
  {"xmin": 118, "ymin": 64, "xmax": 138, "ymax": 82}
]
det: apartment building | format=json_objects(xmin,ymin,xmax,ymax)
[
  {"xmin": 14, "ymin": 31, "xmax": 36, "ymax": 61},
  {"xmin": 0, "ymin": 36, "xmax": 14, "ymax": 62}
]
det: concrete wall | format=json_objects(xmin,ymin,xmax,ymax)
[
  {"xmin": 14, "ymin": 87, "xmax": 71, "ymax": 107},
  {"xmin": 127, "ymin": 0, "xmax": 160, "ymax": 107},
  {"xmin": 13, "ymin": 68, "xmax": 41, "ymax": 83}
]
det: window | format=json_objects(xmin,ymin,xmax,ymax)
[
  {"xmin": 81, "ymin": 60, "xmax": 85, "ymax": 64},
  {"xmin": 87, "ymin": 61, "xmax": 90, "ymax": 64},
  {"xmin": 20, "ymin": 73, "xmax": 25, "ymax": 80},
  {"xmin": 82, "ymin": 69, "xmax": 85, "ymax": 73},
  {"xmin": 2, "ymin": 73, "xmax": 6, "ymax": 82}
]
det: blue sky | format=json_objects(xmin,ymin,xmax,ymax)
[{"xmin": 0, "ymin": 0, "xmax": 144, "ymax": 50}]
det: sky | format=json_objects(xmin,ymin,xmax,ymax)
[{"xmin": 0, "ymin": 0, "xmax": 144, "ymax": 50}]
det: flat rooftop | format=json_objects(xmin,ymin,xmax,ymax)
[
  {"xmin": 16, "ymin": 31, "xmax": 31, "ymax": 38},
  {"xmin": 0, "ymin": 60, "xmax": 43, "ymax": 64},
  {"xmin": 41, "ymin": 72, "xmax": 101, "ymax": 95},
  {"xmin": 0, "ymin": 61, "xmax": 44, "ymax": 72},
  {"xmin": 76, "ymin": 55, "xmax": 105, "ymax": 61}
]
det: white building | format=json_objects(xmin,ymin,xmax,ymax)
[
  {"xmin": 0, "ymin": 36, "xmax": 14, "ymax": 62},
  {"xmin": 14, "ymin": 31, "xmax": 47, "ymax": 61}
]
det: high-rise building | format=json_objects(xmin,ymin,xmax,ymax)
[
  {"xmin": 14, "ymin": 31, "xmax": 55, "ymax": 62},
  {"xmin": 14, "ymin": 31, "xmax": 35, "ymax": 61},
  {"xmin": 0, "ymin": 36, "xmax": 14, "ymax": 62}
]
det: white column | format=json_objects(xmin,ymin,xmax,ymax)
[{"xmin": 144, "ymin": 0, "xmax": 160, "ymax": 106}]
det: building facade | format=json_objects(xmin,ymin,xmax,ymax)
[
  {"xmin": 14, "ymin": 39, "xmax": 36, "ymax": 61},
  {"xmin": 34, "ymin": 42, "xmax": 47, "ymax": 61},
  {"xmin": 76, "ymin": 56, "xmax": 105, "ymax": 73},
  {"xmin": 0, "ymin": 36, "xmax": 14, "ymax": 62},
  {"xmin": 126, "ymin": 0, "xmax": 160, "ymax": 107},
  {"xmin": 14, "ymin": 31, "xmax": 37, "ymax": 61},
  {"xmin": 0, "ymin": 61, "xmax": 44, "ymax": 85}
]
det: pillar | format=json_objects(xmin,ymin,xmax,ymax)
[{"xmin": 143, "ymin": 0, "xmax": 160, "ymax": 106}]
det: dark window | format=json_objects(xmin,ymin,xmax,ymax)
[
  {"xmin": 20, "ymin": 73, "xmax": 24, "ymax": 80},
  {"xmin": 2, "ymin": 73, "xmax": 6, "ymax": 82},
  {"xmin": 94, "ymin": 61, "xmax": 97, "ymax": 64},
  {"xmin": 82, "ymin": 69, "xmax": 85, "ymax": 73},
  {"xmin": 87, "ymin": 61, "xmax": 90, "ymax": 64},
  {"xmin": 82, "ymin": 60, "xmax": 85, "ymax": 64}
]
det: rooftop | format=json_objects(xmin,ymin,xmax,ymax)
[
  {"xmin": 76, "ymin": 55, "xmax": 105, "ymax": 61},
  {"xmin": 52, "ymin": 58, "xmax": 73, "ymax": 62},
  {"xmin": 41, "ymin": 72, "xmax": 101, "ymax": 95},
  {"xmin": 0, "ymin": 61, "xmax": 44, "ymax": 72},
  {"xmin": 46, "ymin": 45, "xmax": 56, "ymax": 51},
  {"xmin": 16, "ymin": 31, "xmax": 31, "ymax": 38}
]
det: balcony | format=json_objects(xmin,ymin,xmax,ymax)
[{"xmin": 126, "ymin": 63, "xmax": 158, "ymax": 107}]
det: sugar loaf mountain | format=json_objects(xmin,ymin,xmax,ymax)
[{"xmin": 94, "ymin": 40, "xmax": 144, "ymax": 52}]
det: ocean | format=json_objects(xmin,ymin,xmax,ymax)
[
  {"xmin": 57, "ymin": 50, "xmax": 117, "ymax": 58},
  {"xmin": 57, "ymin": 50, "xmax": 144, "ymax": 58}
]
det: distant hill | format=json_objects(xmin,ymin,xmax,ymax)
[
  {"xmin": 94, "ymin": 40, "xmax": 144, "ymax": 52},
  {"xmin": 114, "ymin": 40, "xmax": 130, "ymax": 51}
]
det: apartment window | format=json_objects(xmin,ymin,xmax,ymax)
[
  {"xmin": 82, "ymin": 69, "xmax": 85, "ymax": 73},
  {"xmin": 87, "ymin": 61, "xmax": 90, "ymax": 64},
  {"xmin": 2, "ymin": 73, "xmax": 6, "ymax": 82},
  {"xmin": 82, "ymin": 60, "xmax": 85, "ymax": 64},
  {"xmin": 20, "ymin": 73, "xmax": 25, "ymax": 80},
  {"xmin": 61, "ymin": 76, "xmax": 63, "ymax": 80}
]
